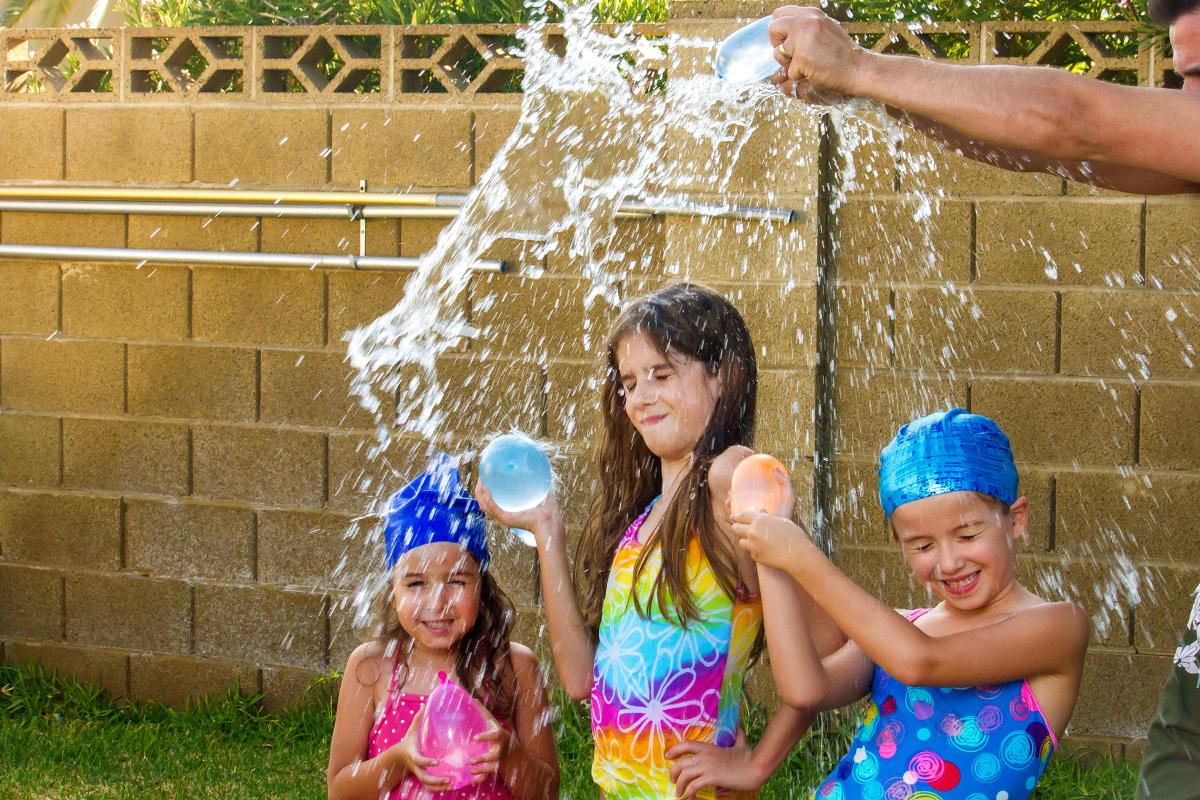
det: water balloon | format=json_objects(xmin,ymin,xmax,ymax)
[
  {"xmin": 479, "ymin": 433, "xmax": 552, "ymax": 548},
  {"xmin": 714, "ymin": 16, "xmax": 779, "ymax": 84},
  {"xmin": 418, "ymin": 672, "xmax": 493, "ymax": 789},
  {"xmin": 731, "ymin": 453, "xmax": 790, "ymax": 515}
]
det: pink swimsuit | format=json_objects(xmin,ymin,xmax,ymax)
[{"xmin": 367, "ymin": 658, "xmax": 513, "ymax": 800}]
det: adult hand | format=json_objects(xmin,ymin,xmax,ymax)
[
  {"xmin": 767, "ymin": 6, "xmax": 867, "ymax": 100},
  {"xmin": 469, "ymin": 703, "xmax": 513, "ymax": 784},
  {"xmin": 731, "ymin": 510, "xmax": 815, "ymax": 570},
  {"xmin": 665, "ymin": 731, "xmax": 765, "ymax": 798},
  {"xmin": 473, "ymin": 480, "xmax": 563, "ymax": 547},
  {"xmin": 386, "ymin": 704, "xmax": 453, "ymax": 791}
]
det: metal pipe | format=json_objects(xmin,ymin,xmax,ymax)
[
  {"xmin": 0, "ymin": 187, "xmax": 804, "ymax": 224},
  {"xmin": 0, "ymin": 244, "xmax": 508, "ymax": 273}
]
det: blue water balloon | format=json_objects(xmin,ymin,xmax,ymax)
[
  {"xmin": 479, "ymin": 434, "xmax": 552, "ymax": 546},
  {"xmin": 714, "ymin": 16, "xmax": 778, "ymax": 84}
]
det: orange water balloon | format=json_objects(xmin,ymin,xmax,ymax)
[{"xmin": 730, "ymin": 453, "xmax": 790, "ymax": 515}]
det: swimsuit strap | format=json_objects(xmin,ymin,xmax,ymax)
[{"xmin": 905, "ymin": 607, "xmax": 931, "ymax": 622}]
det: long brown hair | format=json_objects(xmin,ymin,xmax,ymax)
[
  {"xmin": 375, "ymin": 557, "xmax": 518, "ymax": 721},
  {"xmin": 575, "ymin": 282, "xmax": 757, "ymax": 632}
]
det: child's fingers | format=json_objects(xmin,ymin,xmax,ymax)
[{"xmin": 409, "ymin": 765, "xmax": 451, "ymax": 789}]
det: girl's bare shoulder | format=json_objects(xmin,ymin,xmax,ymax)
[
  {"xmin": 708, "ymin": 445, "xmax": 755, "ymax": 496},
  {"xmin": 344, "ymin": 640, "xmax": 390, "ymax": 689}
]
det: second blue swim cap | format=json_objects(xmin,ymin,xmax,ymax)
[{"xmin": 878, "ymin": 408, "xmax": 1018, "ymax": 517}]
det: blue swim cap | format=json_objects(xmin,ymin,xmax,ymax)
[
  {"xmin": 878, "ymin": 409, "xmax": 1018, "ymax": 517},
  {"xmin": 383, "ymin": 452, "xmax": 489, "ymax": 569}
]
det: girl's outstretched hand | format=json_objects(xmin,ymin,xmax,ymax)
[
  {"xmin": 473, "ymin": 480, "xmax": 563, "ymax": 546},
  {"xmin": 731, "ymin": 510, "xmax": 816, "ymax": 571},
  {"xmin": 469, "ymin": 703, "xmax": 512, "ymax": 783},
  {"xmin": 386, "ymin": 704, "xmax": 452, "ymax": 791},
  {"xmin": 665, "ymin": 731, "xmax": 765, "ymax": 798}
]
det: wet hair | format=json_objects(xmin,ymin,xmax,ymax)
[
  {"xmin": 1150, "ymin": 0, "xmax": 1200, "ymax": 24},
  {"xmin": 575, "ymin": 282, "xmax": 757, "ymax": 632},
  {"xmin": 374, "ymin": 551, "xmax": 518, "ymax": 722}
]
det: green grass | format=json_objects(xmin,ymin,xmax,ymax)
[{"xmin": 0, "ymin": 663, "xmax": 1137, "ymax": 799}]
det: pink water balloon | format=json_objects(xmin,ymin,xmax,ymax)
[
  {"xmin": 418, "ymin": 672, "xmax": 493, "ymax": 789},
  {"xmin": 730, "ymin": 453, "xmax": 790, "ymax": 516}
]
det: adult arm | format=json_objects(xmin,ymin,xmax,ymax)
[
  {"xmin": 768, "ymin": 6, "xmax": 1200, "ymax": 192},
  {"xmin": 734, "ymin": 513, "xmax": 1091, "ymax": 688},
  {"xmin": 474, "ymin": 485, "xmax": 596, "ymax": 700}
]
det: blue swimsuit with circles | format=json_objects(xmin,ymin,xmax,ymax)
[{"xmin": 811, "ymin": 609, "xmax": 1058, "ymax": 800}]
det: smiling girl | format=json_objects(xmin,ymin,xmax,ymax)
[
  {"xmin": 476, "ymin": 282, "xmax": 842, "ymax": 799},
  {"xmin": 733, "ymin": 409, "xmax": 1089, "ymax": 800}
]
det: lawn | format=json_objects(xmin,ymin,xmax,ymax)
[{"xmin": 0, "ymin": 663, "xmax": 1137, "ymax": 799}]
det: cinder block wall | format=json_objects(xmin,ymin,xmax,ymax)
[{"xmin": 827, "ymin": 111, "xmax": 1200, "ymax": 758}]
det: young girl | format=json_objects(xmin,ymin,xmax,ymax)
[
  {"xmin": 476, "ymin": 282, "xmax": 842, "ymax": 799},
  {"xmin": 327, "ymin": 453, "xmax": 559, "ymax": 800},
  {"xmin": 733, "ymin": 408, "xmax": 1090, "ymax": 800}
]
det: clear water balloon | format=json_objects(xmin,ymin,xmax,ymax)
[
  {"xmin": 479, "ymin": 433, "xmax": 552, "ymax": 547},
  {"xmin": 714, "ymin": 16, "xmax": 779, "ymax": 84}
]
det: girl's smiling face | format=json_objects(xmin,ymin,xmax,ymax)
[
  {"xmin": 615, "ymin": 332, "xmax": 721, "ymax": 464},
  {"xmin": 391, "ymin": 542, "xmax": 481, "ymax": 652},
  {"xmin": 890, "ymin": 491, "xmax": 1028, "ymax": 612}
]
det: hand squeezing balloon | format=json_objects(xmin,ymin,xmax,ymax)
[
  {"xmin": 418, "ymin": 672, "xmax": 493, "ymax": 789},
  {"xmin": 730, "ymin": 454, "xmax": 790, "ymax": 516},
  {"xmin": 479, "ymin": 433, "xmax": 552, "ymax": 547}
]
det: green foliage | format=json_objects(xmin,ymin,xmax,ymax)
[
  {"xmin": 0, "ymin": 663, "xmax": 1140, "ymax": 800},
  {"xmin": 827, "ymin": 0, "xmax": 1148, "ymax": 22}
]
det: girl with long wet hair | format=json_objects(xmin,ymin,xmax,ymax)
[{"xmin": 476, "ymin": 282, "xmax": 841, "ymax": 799}]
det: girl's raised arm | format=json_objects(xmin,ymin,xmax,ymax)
[
  {"xmin": 737, "ymin": 513, "xmax": 1090, "ymax": 691},
  {"xmin": 475, "ymin": 483, "xmax": 596, "ymax": 700}
]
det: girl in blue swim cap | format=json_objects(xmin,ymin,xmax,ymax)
[{"xmin": 732, "ymin": 409, "xmax": 1090, "ymax": 800}]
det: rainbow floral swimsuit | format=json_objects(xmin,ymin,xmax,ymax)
[
  {"xmin": 591, "ymin": 500, "xmax": 763, "ymax": 800},
  {"xmin": 812, "ymin": 609, "xmax": 1058, "ymax": 800}
]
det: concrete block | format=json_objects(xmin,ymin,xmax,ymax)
[
  {"xmin": 1018, "ymin": 554, "xmax": 1132, "ymax": 648},
  {"xmin": 664, "ymin": 215, "xmax": 817, "ymax": 284},
  {"xmin": 1071, "ymin": 650, "xmax": 1170, "ymax": 739},
  {"xmin": 833, "ymin": 199, "xmax": 972, "ymax": 283},
  {"xmin": 195, "ymin": 108, "xmax": 329, "ymax": 188},
  {"xmin": 259, "ymin": 217, "xmax": 398, "ymax": 257},
  {"xmin": 328, "ymin": 432, "xmax": 441, "ymax": 513},
  {"xmin": 66, "ymin": 107, "xmax": 192, "ymax": 183},
  {"xmin": 257, "ymin": 508, "xmax": 357, "ymax": 589},
  {"xmin": 976, "ymin": 200, "xmax": 1142, "ymax": 287},
  {"xmin": 723, "ymin": 282, "xmax": 817, "ymax": 370},
  {"xmin": 828, "ymin": 460, "xmax": 888, "ymax": 546},
  {"xmin": 0, "ymin": 490, "xmax": 120, "ymax": 570},
  {"xmin": 1056, "ymin": 471, "xmax": 1200, "ymax": 564},
  {"xmin": 1139, "ymin": 383, "xmax": 1200, "ymax": 470},
  {"xmin": 399, "ymin": 218, "xmax": 450, "ymax": 257},
  {"xmin": 898, "ymin": 130, "xmax": 1064, "ymax": 196},
  {"xmin": 972, "ymin": 377, "xmax": 1135, "ymax": 466},
  {"xmin": 0, "ymin": 108, "xmax": 63, "ymax": 180},
  {"xmin": 894, "ymin": 287, "xmax": 1057, "ymax": 373},
  {"xmin": 192, "ymin": 424, "xmax": 326, "ymax": 507},
  {"xmin": 262, "ymin": 665, "xmax": 326, "ymax": 712},
  {"xmin": 833, "ymin": 283, "xmax": 893, "ymax": 368},
  {"xmin": 834, "ymin": 113, "xmax": 897, "ymax": 195},
  {"xmin": 425, "ymin": 355, "xmax": 545, "ymax": 439},
  {"xmin": 470, "ymin": 274, "xmax": 610, "ymax": 361},
  {"xmin": 0, "ymin": 339, "xmax": 124, "ymax": 414},
  {"xmin": 260, "ymin": 349, "xmax": 372, "ymax": 429},
  {"xmin": 125, "ymin": 499, "xmax": 255, "ymax": 581},
  {"xmin": 545, "ymin": 360, "xmax": 600, "ymax": 443},
  {"xmin": 0, "ymin": 414, "xmax": 60, "ymax": 487},
  {"xmin": 193, "ymin": 266, "xmax": 325, "ymax": 348},
  {"xmin": 63, "ymin": 418, "xmax": 189, "ymax": 495},
  {"xmin": 127, "ymin": 344, "xmax": 256, "ymax": 422},
  {"xmin": 1060, "ymin": 291, "xmax": 1199, "ymax": 380},
  {"xmin": 66, "ymin": 573, "xmax": 190, "ymax": 653},
  {"xmin": 0, "ymin": 261, "xmax": 58, "ymax": 334},
  {"xmin": 757, "ymin": 369, "xmax": 816, "ymax": 462},
  {"xmin": 62, "ymin": 263, "xmax": 189, "ymax": 341},
  {"xmin": 327, "ymin": 270, "xmax": 411, "ymax": 342},
  {"xmin": 130, "ymin": 653, "xmax": 257, "ymax": 709},
  {"xmin": 2, "ymin": 641, "xmax": 127, "ymax": 698},
  {"xmin": 127, "ymin": 215, "xmax": 260, "ymax": 252},
  {"xmin": 1145, "ymin": 197, "xmax": 1200, "ymax": 290},
  {"xmin": 474, "ymin": 108, "xmax": 521, "ymax": 178},
  {"xmin": 1134, "ymin": 563, "xmax": 1200, "ymax": 653},
  {"xmin": 829, "ymin": 371, "xmax": 965, "ymax": 459},
  {"xmin": 195, "ymin": 584, "xmax": 326, "ymax": 670},
  {"xmin": 0, "ymin": 564, "xmax": 62, "ymax": 641},
  {"xmin": 331, "ymin": 108, "xmax": 472, "ymax": 189},
  {"xmin": 0, "ymin": 212, "xmax": 125, "ymax": 248}
]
